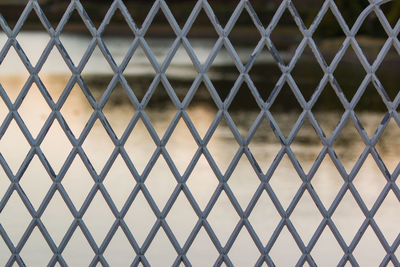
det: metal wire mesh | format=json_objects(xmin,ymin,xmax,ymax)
[{"xmin": 0, "ymin": 0, "xmax": 399, "ymax": 266}]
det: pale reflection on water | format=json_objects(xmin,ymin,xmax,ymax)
[{"xmin": 0, "ymin": 35, "xmax": 399, "ymax": 266}]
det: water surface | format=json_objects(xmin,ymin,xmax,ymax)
[{"xmin": 0, "ymin": 32, "xmax": 399, "ymax": 266}]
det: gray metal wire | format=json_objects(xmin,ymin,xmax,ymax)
[{"xmin": 0, "ymin": 0, "xmax": 399, "ymax": 266}]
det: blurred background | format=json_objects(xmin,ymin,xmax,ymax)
[
  {"xmin": 1, "ymin": 0, "xmax": 399, "ymax": 110},
  {"xmin": 0, "ymin": 1, "xmax": 399, "ymax": 266}
]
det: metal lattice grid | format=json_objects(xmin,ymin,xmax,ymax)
[{"xmin": 0, "ymin": 0, "xmax": 399, "ymax": 266}]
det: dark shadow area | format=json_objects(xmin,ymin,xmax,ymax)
[{"xmin": 1, "ymin": 0, "xmax": 398, "ymax": 112}]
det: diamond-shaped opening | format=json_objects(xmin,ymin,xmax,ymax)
[
  {"xmin": 269, "ymin": 154, "xmax": 302, "ymax": 210},
  {"xmin": 124, "ymin": 190, "xmax": 157, "ymax": 246},
  {"xmin": 206, "ymin": 117, "xmax": 239, "ymax": 174},
  {"xmin": 375, "ymin": 190, "xmax": 400, "ymax": 245},
  {"xmin": 353, "ymin": 226, "xmax": 386, "ymax": 267},
  {"xmin": 40, "ymin": 119, "xmax": 72, "ymax": 174},
  {"xmin": 19, "ymin": 155, "xmax": 52, "ymax": 210},
  {"xmin": 165, "ymin": 44, "xmax": 197, "ymax": 101},
  {"xmin": 123, "ymin": 45, "xmax": 157, "ymax": 102},
  {"xmin": 0, "ymin": 119, "xmax": 30, "ymax": 174},
  {"xmin": 313, "ymin": 8, "xmax": 346, "ymax": 64},
  {"xmin": 103, "ymin": 154, "xmax": 136, "ymax": 211},
  {"xmin": 39, "ymin": 46, "xmax": 71, "ymax": 102},
  {"xmin": 228, "ymin": 82, "xmax": 260, "ymax": 137},
  {"xmin": 80, "ymin": 0, "xmax": 110, "ymax": 28},
  {"xmin": 343, "ymin": 260, "xmax": 352, "ymax": 267},
  {"xmin": 207, "ymin": 191, "xmax": 240, "ymax": 245},
  {"xmin": 291, "ymin": 45, "xmax": 324, "ymax": 101},
  {"xmin": 186, "ymin": 227, "xmax": 219, "ymax": 266},
  {"xmin": 248, "ymin": 116, "xmax": 282, "ymax": 172},
  {"xmin": 60, "ymin": 82, "xmax": 93, "ymax": 138},
  {"xmin": 248, "ymin": 46, "xmax": 282, "ymax": 102},
  {"xmin": 0, "ymin": 46, "xmax": 30, "ymax": 102},
  {"xmin": 101, "ymin": 8, "xmax": 134, "ymax": 66},
  {"xmin": 166, "ymin": 1, "xmax": 195, "ymax": 28},
  {"xmin": 375, "ymin": 118, "xmax": 400, "ymax": 173},
  {"xmin": 186, "ymin": 154, "xmax": 219, "ymax": 210},
  {"xmin": 144, "ymin": 156, "xmax": 177, "ymax": 210},
  {"xmin": 228, "ymin": 8, "xmax": 261, "ymax": 65},
  {"xmin": 207, "ymin": 44, "xmax": 240, "ymax": 101},
  {"xmin": 334, "ymin": 0, "xmax": 370, "ymax": 28},
  {"xmin": 104, "ymin": 226, "xmax": 135, "ymax": 266},
  {"xmin": 376, "ymin": 46, "xmax": 400, "ymax": 101},
  {"xmin": 0, "ymin": 98, "xmax": 7, "ymax": 124},
  {"xmin": 144, "ymin": 8, "xmax": 176, "ymax": 65},
  {"xmin": 0, "ymin": 167, "xmax": 10, "ymax": 201},
  {"xmin": 102, "ymin": 82, "xmax": 136, "ymax": 138},
  {"xmin": 166, "ymin": 191, "xmax": 198, "ymax": 246},
  {"xmin": 166, "ymin": 118, "xmax": 198, "ymax": 175},
  {"xmin": 248, "ymin": 191, "xmax": 281, "ymax": 245},
  {"xmin": 186, "ymin": 82, "xmax": 218, "ymax": 138},
  {"xmin": 81, "ymin": 46, "xmax": 114, "ymax": 103},
  {"xmin": 228, "ymin": 154, "xmax": 260, "ymax": 209},
  {"xmin": 41, "ymin": 190, "xmax": 73, "ymax": 246},
  {"xmin": 290, "ymin": 191, "xmax": 323, "ymax": 244},
  {"xmin": 208, "ymin": 0, "xmax": 240, "ymax": 27},
  {"xmin": 269, "ymin": 226, "xmax": 302, "ymax": 266},
  {"xmin": 311, "ymin": 154, "xmax": 344, "ymax": 209},
  {"xmin": 353, "ymin": 155, "xmax": 387, "ymax": 209},
  {"xmin": 380, "ymin": 1, "xmax": 400, "ymax": 28},
  {"xmin": 62, "ymin": 227, "xmax": 94, "ymax": 267},
  {"xmin": 229, "ymin": 227, "xmax": 260, "ymax": 266},
  {"xmin": 397, "ymin": 246, "xmax": 400, "ymax": 266},
  {"xmin": 0, "ymin": 4, "xmax": 25, "ymax": 29},
  {"xmin": 270, "ymin": 8, "xmax": 303, "ymax": 65},
  {"xmin": 145, "ymin": 228, "xmax": 177, "ymax": 267},
  {"xmin": 311, "ymin": 226, "xmax": 343, "ymax": 266},
  {"xmin": 0, "ymin": 235, "xmax": 11, "ymax": 266},
  {"xmin": 333, "ymin": 118, "xmax": 366, "ymax": 173},
  {"xmin": 125, "ymin": 118, "xmax": 156, "ymax": 175},
  {"xmin": 0, "ymin": 191, "xmax": 31, "ymax": 245},
  {"xmin": 42, "ymin": 2, "xmax": 68, "ymax": 29},
  {"xmin": 312, "ymin": 82, "xmax": 345, "ymax": 137},
  {"xmin": 292, "ymin": 0, "xmax": 324, "ymax": 28},
  {"xmin": 17, "ymin": 9, "xmax": 51, "ymax": 66},
  {"xmin": 251, "ymin": 0, "xmax": 281, "ymax": 28},
  {"xmin": 355, "ymin": 83, "xmax": 387, "ymax": 138},
  {"xmin": 270, "ymin": 82, "xmax": 303, "ymax": 138},
  {"xmin": 332, "ymin": 190, "xmax": 365, "ymax": 245},
  {"xmin": 144, "ymin": 82, "xmax": 177, "ymax": 137},
  {"xmin": 0, "ymin": 32, "xmax": 4, "ymax": 49},
  {"xmin": 17, "ymin": 83, "xmax": 51, "ymax": 138},
  {"xmin": 187, "ymin": 8, "xmax": 219, "ymax": 65},
  {"xmin": 356, "ymin": 11, "xmax": 387, "ymax": 64},
  {"xmin": 82, "ymin": 119, "xmax": 115, "ymax": 173},
  {"xmin": 333, "ymin": 45, "xmax": 366, "ymax": 101},
  {"xmin": 291, "ymin": 118, "xmax": 323, "ymax": 173},
  {"xmin": 59, "ymin": 8, "xmax": 93, "ymax": 66},
  {"xmin": 20, "ymin": 227, "xmax": 52, "ymax": 267},
  {"xmin": 83, "ymin": 191, "xmax": 115, "ymax": 245},
  {"xmin": 61, "ymin": 155, "xmax": 94, "ymax": 210},
  {"xmin": 123, "ymin": 0, "xmax": 153, "ymax": 28}
]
